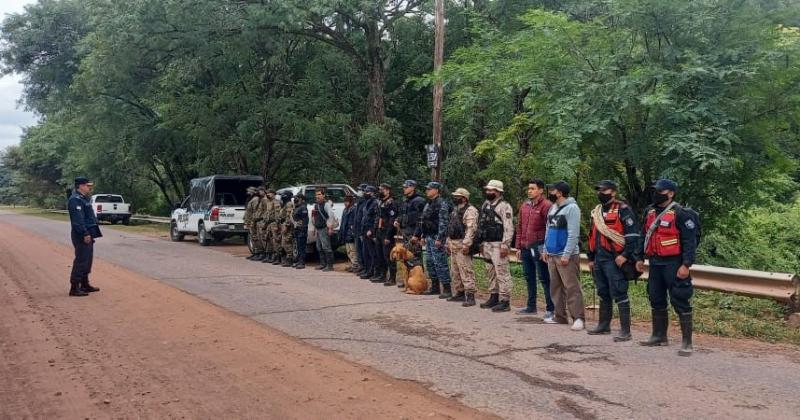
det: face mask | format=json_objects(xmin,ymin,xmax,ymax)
[
  {"xmin": 548, "ymin": 193, "xmax": 558, "ymax": 202},
  {"xmin": 485, "ymin": 193, "xmax": 497, "ymax": 201},
  {"xmin": 652, "ymin": 192, "xmax": 669, "ymax": 205},
  {"xmin": 597, "ymin": 192, "xmax": 613, "ymax": 205},
  {"xmin": 455, "ymin": 197, "xmax": 466, "ymax": 205}
]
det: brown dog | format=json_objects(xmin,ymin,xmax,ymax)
[{"xmin": 389, "ymin": 242, "xmax": 428, "ymax": 294}]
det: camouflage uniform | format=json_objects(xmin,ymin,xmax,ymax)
[
  {"xmin": 280, "ymin": 200, "xmax": 296, "ymax": 261},
  {"xmin": 244, "ymin": 194, "xmax": 263, "ymax": 254},
  {"xmin": 257, "ymin": 196, "xmax": 280, "ymax": 256},
  {"xmin": 479, "ymin": 198, "xmax": 515, "ymax": 301},
  {"xmin": 447, "ymin": 203, "xmax": 479, "ymax": 294}
]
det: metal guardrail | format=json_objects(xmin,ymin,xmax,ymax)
[
  {"xmin": 493, "ymin": 250, "xmax": 800, "ymax": 313},
  {"xmin": 47, "ymin": 209, "xmax": 170, "ymax": 224}
]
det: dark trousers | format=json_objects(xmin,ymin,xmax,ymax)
[
  {"xmin": 375, "ymin": 234, "xmax": 396, "ymax": 277},
  {"xmin": 294, "ymin": 230, "xmax": 307, "ymax": 263},
  {"xmin": 521, "ymin": 245, "xmax": 553, "ymax": 311},
  {"xmin": 647, "ymin": 260, "xmax": 693, "ymax": 314},
  {"xmin": 355, "ymin": 234, "xmax": 364, "ymax": 267},
  {"xmin": 70, "ymin": 232, "xmax": 94, "ymax": 285},
  {"xmin": 362, "ymin": 235, "xmax": 377, "ymax": 273},
  {"xmin": 593, "ymin": 259, "xmax": 629, "ymax": 304}
]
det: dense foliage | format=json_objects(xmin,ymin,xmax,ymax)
[{"xmin": 1, "ymin": 0, "xmax": 798, "ymax": 272}]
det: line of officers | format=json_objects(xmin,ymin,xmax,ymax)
[{"xmin": 243, "ymin": 177, "xmax": 699, "ymax": 357}]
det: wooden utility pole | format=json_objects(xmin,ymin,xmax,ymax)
[{"xmin": 431, "ymin": 0, "xmax": 445, "ymax": 181}]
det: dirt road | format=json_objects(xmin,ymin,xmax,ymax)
[
  {"xmin": 0, "ymin": 220, "xmax": 491, "ymax": 419},
  {"xmin": 1, "ymin": 211, "xmax": 799, "ymax": 420}
]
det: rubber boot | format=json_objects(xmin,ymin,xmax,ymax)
[
  {"xmin": 639, "ymin": 308, "xmax": 669, "ymax": 346},
  {"xmin": 438, "ymin": 283, "xmax": 452, "ymax": 299},
  {"xmin": 678, "ymin": 312, "xmax": 693, "ymax": 356},
  {"xmin": 587, "ymin": 300, "xmax": 612, "ymax": 335},
  {"xmin": 447, "ymin": 290, "xmax": 466, "ymax": 302},
  {"xmin": 613, "ymin": 301, "xmax": 632, "ymax": 342},
  {"xmin": 480, "ymin": 293, "xmax": 499, "ymax": 309},
  {"xmin": 491, "ymin": 300, "xmax": 510, "ymax": 312},
  {"xmin": 69, "ymin": 283, "xmax": 88, "ymax": 297},
  {"xmin": 423, "ymin": 281, "xmax": 441, "ymax": 296},
  {"xmin": 462, "ymin": 292, "xmax": 476, "ymax": 307},
  {"xmin": 322, "ymin": 252, "xmax": 334, "ymax": 272}
]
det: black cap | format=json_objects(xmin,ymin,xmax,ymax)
[
  {"xmin": 294, "ymin": 193, "xmax": 305, "ymax": 200},
  {"xmin": 547, "ymin": 180, "xmax": 570, "ymax": 195},
  {"xmin": 595, "ymin": 180, "xmax": 618, "ymax": 191},
  {"xmin": 426, "ymin": 181, "xmax": 442, "ymax": 190},
  {"xmin": 403, "ymin": 180, "xmax": 417, "ymax": 188},
  {"xmin": 653, "ymin": 179, "xmax": 678, "ymax": 192},
  {"xmin": 358, "ymin": 183, "xmax": 368, "ymax": 191},
  {"xmin": 280, "ymin": 190, "xmax": 293, "ymax": 198},
  {"xmin": 379, "ymin": 182, "xmax": 391, "ymax": 190},
  {"xmin": 365, "ymin": 186, "xmax": 378, "ymax": 193},
  {"xmin": 74, "ymin": 176, "xmax": 93, "ymax": 187}
]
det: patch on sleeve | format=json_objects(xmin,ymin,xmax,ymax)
[
  {"xmin": 75, "ymin": 205, "xmax": 82, "ymax": 210},
  {"xmin": 625, "ymin": 217, "xmax": 634, "ymax": 227},
  {"xmin": 685, "ymin": 219, "xmax": 696, "ymax": 230},
  {"xmin": 390, "ymin": 210, "xmax": 395, "ymax": 216}
]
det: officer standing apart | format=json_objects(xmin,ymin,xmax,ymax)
[
  {"xmin": 279, "ymin": 191, "xmax": 296, "ymax": 267},
  {"xmin": 542, "ymin": 181, "xmax": 585, "ymax": 330},
  {"xmin": 586, "ymin": 180, "xmax": 639, "ymax": 342},
  {"xmin": 312, "ymin": 188, "xmax": 336, "ymax": 272},
  {"xmin": 292, "ymin": 193, "xmax": 309, "ymax": 269},
  {"xmin": 245, "ymin": 186, "xmax": 264, "ymax": 260},
  {"xmin": 515, "ymin": 178, "xmax": 554, "ymax": 316},
  {"xmin": 445, "ymin": 188, "xmax": 479, "ymax": 306},
  {"xmin": 637, "ymin": 179, "xmax": 698, "ymax": 356},
  {"xmin": 67, "ymin": 177, "xmax": 102, "ymax": 297},
  {"xmin": 394, "ymin": 180, "xmax": 426, "ymax": 288},
  {"xmin": 359, "ymin": 186, "xmax": 380, "ymax": 279},
  {"xmin": 477, "ymin": 180, "xmax": 515, "ymax": 312},
  {"xmin": 374, "ymin": 183, "xmax": 398, "ymax": 285},
  {"xmin": 412, "ymin": 182, "xmax": 451, "ymax": 298}
]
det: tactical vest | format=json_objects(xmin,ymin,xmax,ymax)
[
  {"xmin": 447, "ymin": 205, "xmax": 469, "ymax": 240},
  {"xmin": 478, "ymin": 201, "xmax": 505, "ymax": 242},
  {"xmin": 420, "ymin": 197, "xmax": 442, "ymax": 236},
  {"xmin": 400, "ymin": 195, "xmax": 424, "ymax": 230},
  {"xmin": 644, "ymin": 207, "xmax": 681, "ymax": 257},
  {"xmin": 588, "ymin": 202, "xmax": 625, "ymax": 253}
]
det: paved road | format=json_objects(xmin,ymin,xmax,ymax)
[{"xmin": 3, "ymin": 211, "xmax": 798, "ymax": 419}]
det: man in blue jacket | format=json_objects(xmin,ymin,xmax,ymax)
[
  {"xmin": 340, "ymin": 194, "xmax": 358, "ymax": 272},
  {"xmin": 67, "ymin": 177, "xmax": 102, "ymax": 296}
]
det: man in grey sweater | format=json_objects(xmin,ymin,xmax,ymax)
[{"xmin": 541, "ymin": 181, "xmax": 585, "ymax": 330}]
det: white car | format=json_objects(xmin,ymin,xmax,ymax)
[
  {"xmin": 170, "ymin": 175, "xmax": 263, "ymax": 246},
  {"xmin": 274, "ymin": 184, "xmax": 357, "ymax": 253},
  {"xmin": 90, "ymin": 194, "xmax": 132, "ymax": 225}
]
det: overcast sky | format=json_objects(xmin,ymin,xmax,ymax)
[{"xmin": 1, "ymin": 0, "xmax": 38, "ymax": 151}]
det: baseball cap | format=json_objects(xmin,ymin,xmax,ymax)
[
  {"xmin": 74, "ymin": 177, "xmax": 94, "ymax": 187},
  {"xmin": 595, "ymin": 180, "xmax": 618, "ymax": 191},
  {"xmin": 402, "ymin": 180, "xmax": 417, "ymax": 188},
  {"xmin": 547, "ymin": 181, "xmax": 570, "ymax": 195},
  {"xmin": 653, "ymin": 179, "xmax": 678, "ymax": 192},
  {"xmin": 426, "ymin": 181, "xmax": 442, "ymax": 190}
]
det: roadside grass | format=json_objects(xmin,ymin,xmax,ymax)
[
  {"xmin": 469, "ymin": 259, "xmax": 800, "ymax": 346},
  {"xmin": 1, "ymin": 207, "xmax": 170, "ymax": 236}
]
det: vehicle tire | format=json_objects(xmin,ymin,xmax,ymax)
[
  {"xmin": 122, "ymin": 217, "xmax": 130, "ymax": 225},
  {"xmin": 170, "ymin": 222, "xmax": 185, "ymax": 242},
  {"xmin": 198, "ymin": 222, "xmax": 212, "ymax": 246}
]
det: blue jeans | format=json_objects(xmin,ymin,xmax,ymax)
[
  {"xmin": 425, "ymin": 237, "xmax": 450, "ymax": 285},
  {"xmin": 521, "ymin": 245, "xmax": 553, "ymax": 312}
]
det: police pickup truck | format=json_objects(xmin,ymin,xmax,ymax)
[
  {"xmin": 271, "ymin": 184, "xmax": 357, "ymax": 253},
  {"xmin": 90, "ymin": 194, "xmax": 132, "ymax": 225},
  {"xmin": 170, "ymin": 175, "xmax": 263, "ymax": 246}
]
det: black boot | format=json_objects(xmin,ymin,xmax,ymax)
[
  {"xmin": 439, "ymin": 283, "xmax": 453, "ymax": 299},
  {"xmin": 261, "ymin": 252, "xmax": 273, "ymax": 263},
  {"xmin": 359, "ymin": 268, "xmax": 373, "ymax": 278},
  {"xmin": 480, "ymin": 293, "xmax": 499, "ymax": 309},
  {"xmin": 322, "ymin": 252, "xmax": 335, "ymax": 272},
  {"xmin": 383, "ymin": 270, "xmax": 397, "ymax": 286},
  {"xmin": 80, "ymin": 282, "xmax": 100, "ymax": 293},
  {"xmin": 491, "ymin": 300, "xmax": 510, "ymax": 312},
  {"xmin": 295, "ymin": 259, "xmax": 306, "ymax": 269},
  {"xmin": 272, "ymin": 252, "xmax": 283, "ymax": 265},
  {"xmin": 678, "ymin": 312, "xmax": 693, "ymax": 356},
  {"xmin": 253, "ymin": 253, "xmax": 265, "ymax": 262},
  {"xmin": 614, "ymin": 301, "xmax": 632, "ymax": 342},
  {"xmin": 462, "ymin": 292, "xmax": 476, "ymax": 307},
  {"xmin": 246, "ymin": 254, "xmax": 257, "ymax": 260},
  {"xmin": 447, "ymin": 290, "xmax": 466, "ymax": 302},
  {"xmin": 282, "ymin": 256, "xmax": 293, "ymax": 267},
  {"xmin": 639, "ymin": 308, "xmax": 669, "ymax": 346},
  {"xmin": 370, "ymin": 269, "xmax": 386, "ymax": 283},
  {"xmin": 587, "ymin": 300, "xmax": 612, "ymax": 335},
  {"xmin": 423, "ymin": 281, "xmax": 441, "ymax": 295},
  {"xmin": 69, "ymin": 283, "xmax": 88, "ymax": 297}
]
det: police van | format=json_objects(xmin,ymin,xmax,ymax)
[
  {"xmin": 170, "ymin": 175, "xmax": 263, "ymax": 246},
  {"xmin": 274, "ymin": 184, "xmax": 357, "ymax": 253}
]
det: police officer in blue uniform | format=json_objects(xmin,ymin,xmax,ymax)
[
  {"xmin": 353, "ymin": 183, "xmax": 368, "ymax": 277},
  {"xmin": 372, "ymin": 183, "xmax": 398, "ymax": 284},
  {"xmin": 413, "ymin": 181, "xmax": 451, "ymax": 298},
  {"xmin": 358, "ymin": 186, "xmax": 380, "ymax": 280},
  {"xmin": 637, "ymin": 179, "xmax": 699, "ymax": 356},
  {"xmin": 67, "ymin": 177, "xmax": 102, "ymax": 297}
]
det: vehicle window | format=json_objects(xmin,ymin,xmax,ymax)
[
  {"xmin": 306, "ymin": 187, "xmax": 346, "ymax": 203},
  {"xmin": 215, "ymin": 193, "xmax": 238, "ymax": 206},
  {"xmin": 180, "ymin": 196, "xmax": 190, "ymax": 208},
  {"xmin": 95, "ymin": 195, "xmax": 123, "ymax": 203}
]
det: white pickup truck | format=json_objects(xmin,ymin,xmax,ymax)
[
  {"xmin": 170, "ymin": 175, "xmax": 263, "ymax": 246},
  {"xmin": 273, "ymin": 184, "xmax": 357, "ymax": 253},
  {"xmin": 90, "ymin": 194, "xmax": 132, "ymax": 225}
]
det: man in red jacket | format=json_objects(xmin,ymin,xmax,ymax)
[{"xmin": 515, "ymin": 178, "xmax": 553, "ymax": 318}]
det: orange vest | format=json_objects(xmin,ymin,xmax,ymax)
[
  {"xmin": 644, "ymin": 207, "xmax": 681, "ymax": 257},
  {"xmin": 589, "ymin": 202, "xmax": 625, "ymax": 253}
]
